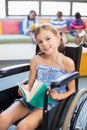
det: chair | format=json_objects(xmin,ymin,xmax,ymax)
[{"xmin": 0, "ymin": 43, "xmax": 87, "ymax": 130}]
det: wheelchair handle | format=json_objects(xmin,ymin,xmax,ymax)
[{"xmin": 0, "ymin": 63, "xmax": 30, "ymax": 78}]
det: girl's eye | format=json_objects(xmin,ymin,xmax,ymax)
[
  {"xmin": 46, "ymin": 38, "xmax": 51, "ymax": 41},
  {"xmin": 37, "ymin": 41, "xmax": 42, "ymax": 44}
]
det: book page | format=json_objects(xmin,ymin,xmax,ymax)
[
  {"xmin": 26, "ymin": 80, "xmax": 43, "ymax": 101},
  {"xmin": 17, "ymin": 82, "xmax": 30, "ymax": 101},
  {"xmin": 18, "ymin": 80, "xmax": 44, "ymax": 102},
  {"xmin": 78, "ymin": 30, "xmax": 86, "ymax": 37}
]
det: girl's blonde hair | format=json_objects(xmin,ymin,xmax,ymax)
[
  {"xmin": 35, "ymin": 24, "xmax": 59, "ymax": 37},
  {"xmin": 35, "ymin": 24, "xmax": 65, "ymax": 54}
]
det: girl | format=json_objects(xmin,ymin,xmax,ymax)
[
  {"xmin": 0, "ymin": 24, "xmax": 75, "ymax": 130},
  {"xmin": 22, "ymin": 10, "xmax": 37, "ymax": 44}
]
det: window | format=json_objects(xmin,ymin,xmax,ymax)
[
  {"xmin": 41, "ymin": 1, "xmax": 70, "ymax": 16},
  {"xmin": 1, "ymin": 0, "xmax": 87, "ymax": 18},
  {"xmin": 7, "ymin": 0, "xmax": 70, "ymax": 16},
  {"xmin": 8, "ymin": 1, "xmax": 39, "ymax": 16},
  {"xmin": 72, "ymin": 2, "xmax": 87, "ymax": 16}
]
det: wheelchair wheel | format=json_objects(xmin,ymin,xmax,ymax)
[{"xmin": 62, "ymin": 88, "xmax": 87, "ymax": 130}]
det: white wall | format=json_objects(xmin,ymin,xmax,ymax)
[
  {"xmin": 0, "ymin": 0, "xmax": 5, "ymax": 18},
  {"xmin": 0, "ymin": 44, "xmax": 36, "ymax": 60}
]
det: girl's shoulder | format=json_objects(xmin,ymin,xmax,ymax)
[
  {"xmin": 62, "ymin": 54, "xmax": 74, "ymax": 65},
  {"xmin": 62, "ymin": 55, "xmax": 75, "ymax": 72},
  {"xmin": 31, "ymin": 53, "xmax": 44, "ymax": 65}
]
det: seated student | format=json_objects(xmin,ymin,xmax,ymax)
[
  {"xmin": 22, "ymin": 10, "xmax": 37, "ymax": 43},
  {"xmin": 51, "ymin": 11, "xmax": 68, "ymax": 45},
  {"xmin": 0, "ymin": 24, "xmax": 75, "ymax": 130},
  {"xmin": 70, "ymin": 12, "xmax": 86, "ymax": 45}
]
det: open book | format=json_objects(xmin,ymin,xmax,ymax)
[
  {"xmin": 77, "ymin": 29, "xmax": 86, "ymax": 37},
  {"xmin": 18, "ymin": 80, "xmax": 56, "ymax": 108}
]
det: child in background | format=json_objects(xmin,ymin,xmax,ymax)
[
  {"xmin": 70, "ymin": 12, "xmax": 86, "ymax": 45},
  {"xmin": 0, "ymin": 24, "xmax": 75, "ymax": 130},
  {"xmin": 22, "ymin": 10, "xmax": 37, "ymax": 43},
  {"xmin": 51, "ymin": 11, "xmax": 68, "ymax": 45}
]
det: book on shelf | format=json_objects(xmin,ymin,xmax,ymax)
[{"xmin": 17, "ymin": 80, "xmax": 56, "ymax": 108}]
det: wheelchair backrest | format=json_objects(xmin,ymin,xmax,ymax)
[
  {"xmin": 65, "ymin": 45, "xmax": 82, "ymax": 72},
  {"xmin": 65, "ymin": 45, "xmax": 82, "ymax": 90}
]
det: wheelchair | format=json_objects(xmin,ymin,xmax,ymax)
[{"xmin": 0, "ymin": 43, "xmax": 87, "ymax": 130}]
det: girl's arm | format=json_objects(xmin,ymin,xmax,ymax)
[
  {"xmin": 27, "ymin": 58, "xmax": 37, "ymax": 91},
  {"xmin": 18, "ymin": 58, "xmax": 37, "ymax": 96},
  {"xmin": 50, "ymin": 56, "xmax": 76, "ymax": 101}
]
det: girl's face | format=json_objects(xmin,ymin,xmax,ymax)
[
  {"xmin": 30, "ymin": 12, "xmax": 36, "ymax": 20},
  {"xmin": 36, "ymin": 29, "xmax": 60, "ymax": 55}
]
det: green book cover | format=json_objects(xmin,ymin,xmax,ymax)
[{"xmin": 18, "ymin": 80, "xmax": 56, "ymax": 108}]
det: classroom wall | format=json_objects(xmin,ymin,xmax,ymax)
[{"xmin": 0, "ymin": 0, "xmax": 5, "ymax": 18}]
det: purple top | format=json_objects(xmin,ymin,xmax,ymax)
[{"xmin": 70, "ymin": 19, "xmax": 86, "ymax": 30}]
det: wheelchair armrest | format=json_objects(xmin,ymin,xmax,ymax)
[
  {"xmin": 0, "ymin": 63, "xmax": 30, "ymax": 78},
  {"xmin": 51, "ymin": 71, "xmax": 79, "ymax": 88}
]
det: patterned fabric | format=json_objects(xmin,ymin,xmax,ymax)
[
  {"xmin": 51, "ymin": 18, "xmax": 67, "ymax": 29},
  {"xmin": 36, "ymin": 65, "xmax": 65, "ymax": 86},
  {"xmin": 70, "ymin": 19, "xmax": 86, "ymax": 30}
]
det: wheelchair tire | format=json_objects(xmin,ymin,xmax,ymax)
[
  {"xmin": 62, "ymin": 88, "xmax": 87, "ymax": 130},
  {"xmin": 72, "ymin": 97, "xmax": 87, "ymax": 130}
]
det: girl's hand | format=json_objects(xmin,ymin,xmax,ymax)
[
  {"xmin": 50, "ymin": 89, "xmax": 63, "ymax": 101},
  {"xmin": 50, "ymin": 89, "xmax": 58, "ymax": 100},
  {"xmin": 18, "ymin": 84, "xmax": 29, "ymax": 96}
]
